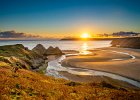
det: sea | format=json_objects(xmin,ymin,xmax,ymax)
[{"xmin": 0, "ymin": 40, "xmax": 112, "ymax": 51}]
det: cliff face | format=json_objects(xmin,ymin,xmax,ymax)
[
  {"xmin": 45, "ymin": 46, "xmax": 63, "ymax": 55},
  {"xmin": 111, "ymin": 37, "xmax": 140, "ymax": 49}
]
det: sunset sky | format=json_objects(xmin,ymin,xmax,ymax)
[{"xmin": 0, "ymin": 0, "xmax": 140, "ymax": 38}]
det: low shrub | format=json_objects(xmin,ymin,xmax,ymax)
[{"xmin": 65, "ymin": 82, "xmax": 81, "ymax": 86}]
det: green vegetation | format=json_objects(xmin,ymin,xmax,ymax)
[{"xmin": 0, "ymin": 44, "xmax": 41, "ymax": 59}]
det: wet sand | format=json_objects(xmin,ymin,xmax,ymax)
[{"xmin": 61, "ymin": 47, "xmax": 140, "ymax": 82}]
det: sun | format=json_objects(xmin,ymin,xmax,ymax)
[{"xmin": 81, "ymin": 33, "xmax": 91, "ymax": 38}]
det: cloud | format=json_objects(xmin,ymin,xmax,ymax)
[{"xmin": 0, "ymin": 30, "xmax": 40, "ymax": 39}]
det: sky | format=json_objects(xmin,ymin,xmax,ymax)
[{"xmin": 0, "ymin": 0, "xmax": 140, "ymax": 38}]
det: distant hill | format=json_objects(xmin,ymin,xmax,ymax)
[
  {"xmin": 111, "ymin": 37, "xmax": 140, "ymax": 49},
  {"xmin": 60, "ymin": 37, "xmax": 122, "ymax": 41},
  {"xmin": 112, "ymin": 31, "xmax": 140, "ymax": 37}
]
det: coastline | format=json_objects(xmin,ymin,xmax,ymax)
[
  {"xmin": 59, "ymin": 47, "xmax": 140, "ymax": 86},
  {"xmin": 1, "ymin": 44, "xmax": 140, "ymax": 99}
]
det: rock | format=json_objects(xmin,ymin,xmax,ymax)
[
  {"xmin": 45, "ymin": 46, "xmax": 63, "ymax": 55},
  {"xmin": 55, "ymin": 47, "xmax": 63, "ymax": 54},
  {"xmin": 32, "ymin": 44, "xmax": 46, "ymax": 55},
  {"xmin": 111, "ymin": 37, "xmax": 140, "ymax": 49},
  {"xmin": 31, "ymin": 58, "xmax": 45, "ymax": 69}
]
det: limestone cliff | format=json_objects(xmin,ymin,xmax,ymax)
[
  {"xmin": 45, "ymin": 46, "xmax": 63, "ymax": 55},
  {"xmin": 32, "ymin": 44, "xmax": 46, "ymax": 55}
]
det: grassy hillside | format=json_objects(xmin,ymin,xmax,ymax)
[{"xmin": 0, "ymin": 64, "xmax": 140, "ymax": 100}]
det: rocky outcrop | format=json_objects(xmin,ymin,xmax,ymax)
[
  {"xmin": 111, "ymin": 37, "xmax": 140, "ymax": 49},
  {"xmin": 32, "ymin": 44, "xmax": 63, "ymax": 56},
  {"xmin": 45, "ymin": 46, "xmax": 63, "ymax": 55},
  {"xmin": 32, "ymin": 44, "xmax": 46, "ymax": 55}
]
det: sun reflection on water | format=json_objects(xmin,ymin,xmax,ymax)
[
  {"xmin": 83, "ymin": 43, "xmax": 88, "ymax": 50},
  {"xmin": 80, "ymin": 42, "xmax": 92, "ymax": 55}
]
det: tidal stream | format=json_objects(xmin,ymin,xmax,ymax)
[{"xmin": 46, "ymin": 51, "xmax": 140, "ymax": 88}]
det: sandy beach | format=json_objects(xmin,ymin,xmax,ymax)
[{"xmin": 61, "ymin": 47, "xmax": 140, "ymax": 83}]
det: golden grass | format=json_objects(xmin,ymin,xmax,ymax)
[{"xmin": 0, "ymin": 65, "xmax": 140, "ymax": 100}]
